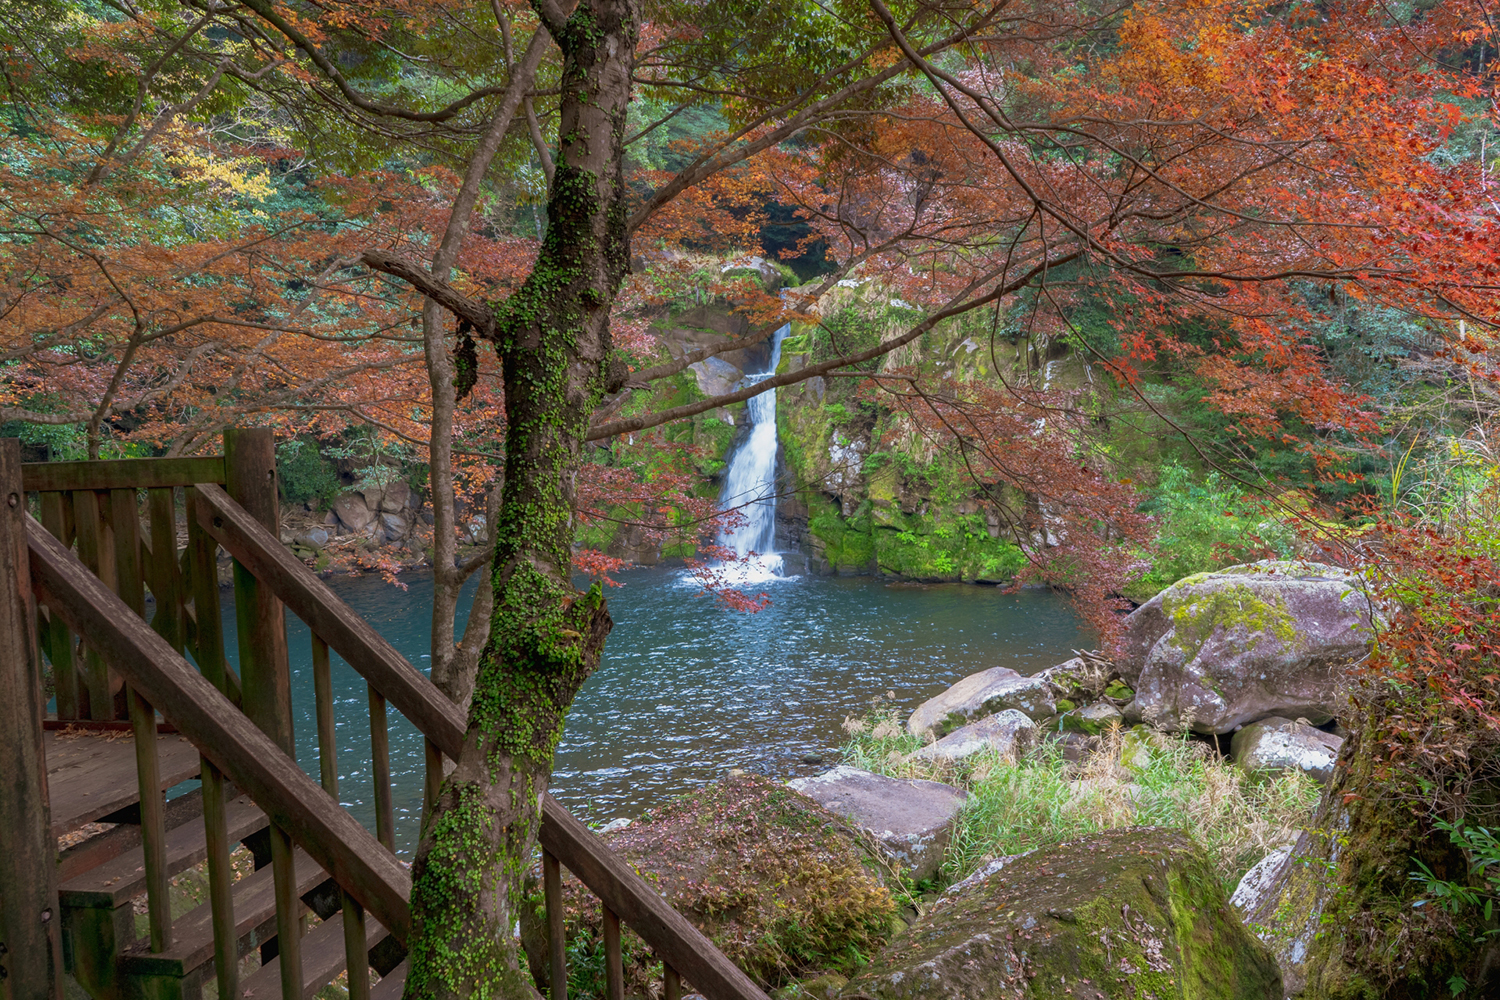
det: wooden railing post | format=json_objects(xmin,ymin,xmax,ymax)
[
  {"xmin": 0, "ymin": 439, "xmax": 65, "ymax": 999},
  {"xmin": 223, "ymin": 428, "xmax": 302, "ymax": 997},
  {"xmin": 224, "ymin": 427, "xmax": 292, "ymax": 752}
]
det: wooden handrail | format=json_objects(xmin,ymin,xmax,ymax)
[
  {"xmin": 191, "ymin": 483, "xmax": 466, "ymax": 752},
  {"xmin": 25, "ymin": 518, "xmax": 413, "ymax": 944},
  {"xmin": 21, "ymin": 456, "xmax": 226, "ymax": 492},
  {"xmin": 189, "ymin": 483, "xmax": 770, "ymax": 1000}
]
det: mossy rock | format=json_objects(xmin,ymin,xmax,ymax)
[
  {"xmin": 520, "ymin": 776, "xmax": 895, "ymax": 991},
  {"xmin": 847, "ymin": 827, "xmax": 1282, "ymax": 1000}
]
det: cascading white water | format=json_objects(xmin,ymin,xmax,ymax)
[{"xmin": 716, "ymin": 323, "xmax": 791, "ymax": 576}]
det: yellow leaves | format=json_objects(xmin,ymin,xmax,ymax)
[{"xmin": 164, "ymin": 147, "xmax": 276, "ymax": 202}]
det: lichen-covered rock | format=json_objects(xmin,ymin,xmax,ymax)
[
  {"xmin": 907, "ymin": 667, "xmax": 1057, "ymax": 739},
  {"xmin": 787, "ymin": 766, "xmax": 966, "ymax": 881},
  {"xmin": 520, "ymin": 776, "xmax": 894, "ymax": 991},
  {"xmin": 1231, "ymin": 717, "xmax": 1343, "ymax": 783},
  {"xmin": 1059, "ymin": 700, "xmax": 1124, "ymax": 736},
  {"xmin": 848, "ymin": 828, "xmax": 1283, "ymax": 1000},
  {"xmin": 1118, "ymin": 561, "xmax": 1380, "ymax": 734},
  {"xmin": 907, "ymin": 710, "xmax": 1037, "ymax": 765}
]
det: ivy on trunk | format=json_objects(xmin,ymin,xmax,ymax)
[{"xmin": 402, "ymin": 2, "xmax": 638, "ymax": 997}]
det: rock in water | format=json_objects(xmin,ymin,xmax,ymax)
[
  {"xmin": 849, "ymin": 828, "xmax": 1283, "ymax": 1000},
  {"xmin": 787, "ymin": 765, "xmax": 966, "ymax": 881},
  {"xmin": 1117, "ymin": 560, "xmax": 1380, "ymax": 733},
  {"xmin": 907, "ymin": 710, "xmax": 1037, "ymax": 765},
  {"xmin": 1231, "ymin": 716, "xmax": 1343, "ymax": 783},
  {"xmin": 907, "ymin": 667, "xmax": 1057, "ymax": 739}
]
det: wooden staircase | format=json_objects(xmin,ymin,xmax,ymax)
[{"xmin": 0, "ymin": 433, "xmax": 771, "ymax": 1000}]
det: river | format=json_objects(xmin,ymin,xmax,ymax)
[{"xmin": 220, "ymin": 567, "xmax": 1084, "ymax": 855}]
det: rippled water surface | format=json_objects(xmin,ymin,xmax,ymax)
[{"xmin": 221, "ymin": 567, "xmax": 1083, "ymax": 854}]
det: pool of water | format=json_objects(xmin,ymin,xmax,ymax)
[{"xmin": 216, "ymin": 566, "xmax": 1085, "ymax": 854}]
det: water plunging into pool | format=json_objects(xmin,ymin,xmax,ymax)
[{"xmin": 715, "ymin": 323, "xmax": 790, "ymax": 581}]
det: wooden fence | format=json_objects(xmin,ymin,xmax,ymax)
[{"xmin": 0, "ymin": 432, "xmax": 769, "ymax": 1000}]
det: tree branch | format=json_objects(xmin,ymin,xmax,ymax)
[{"xmin": 360, "ymin": 250, "xmax": 495, "ymax": 337}]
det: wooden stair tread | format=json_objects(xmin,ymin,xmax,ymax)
[
  {"xmin": 58, "ymin": 786, "xmax": 204, "ymax": 883},
  {"xmin": 46, "ymin": 729, "xmax": 202, "ymax": 837},
  {"xmin": 59, "ymin": 793, "xmax": 267, "ymax": 907},
  {"xmin": 371, "ymin": 959, "xmax": 408, "ymax": 1000},
  {"xmin": 240, "ymin": 909, "xmax": 390, "ymax": 999},
  {"xmin": 118, "ymin": 846, "xmax": 331, "ymax": 978}
]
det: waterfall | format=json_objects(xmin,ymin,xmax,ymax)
[{"xmin": 717, "ymin": 323, "xmax": 791, "ymax": 576}]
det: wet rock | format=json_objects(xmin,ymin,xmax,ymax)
[
  {"xmin": 907, "ymin": 710, "xmax": 1037, "ymax": 765},
  {"xmin": 848, "ymin": 828, "xmax": 1283, "ymax": 1000},
  {"xmin": 907, "ymin": 667, "xmax": 1056, "ymax": 740},
  {"xmin": 787, "ymin": 765, "xmax": 966, "ymax": 881},
  {"xmin": 1117, "ymin": 560, "xmax": 1381, "ymax": 733},
  {"xmin": 688, "ymin": 355, "xmax": 743, "ymax": 397},
  {"xmin": 331, "ymin": 492, "xmax": 374, "ymax": 532},
  {"xmin": 1231, "ymin": 716, "xmax": 1343, "ymax": 783}
]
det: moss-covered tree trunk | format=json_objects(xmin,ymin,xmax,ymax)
[{"xmin": 403, "ymin": 2, "xmax": 637, "ymax": 996}]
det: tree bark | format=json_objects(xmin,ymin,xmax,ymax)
[{"xmin": 403, "ymin": 1, "xmax": 637, "ymax": 996}]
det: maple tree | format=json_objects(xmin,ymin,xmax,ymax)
[{"xmin": 5, "ymin": 0, "xmax": 1500, "ymax": 995}]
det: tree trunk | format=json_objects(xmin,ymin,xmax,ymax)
[{"xmin": 403, "ymin": 1, "xmax": 636, "ymax": 996}]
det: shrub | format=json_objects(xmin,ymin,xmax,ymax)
[
  {"xmin": 277, "ymin": 438, "xmax": 342, "ymax": 506},
  {"xmin": 1128, "ymin": 461, "xmax": 1298, "ymax": 599}
]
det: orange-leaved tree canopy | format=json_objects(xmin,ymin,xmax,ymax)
[{"xmin": 5, "ymin": 0, "xmax": 1499, "ymax": 995}]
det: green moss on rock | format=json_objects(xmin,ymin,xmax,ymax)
[
  {"xmin": 847, "ymin": 827, "xmax": 1282, "ymax": 1000},
  {"xmin": 521, "ymin": 776, "xmax": 895, "ymax": 992}
]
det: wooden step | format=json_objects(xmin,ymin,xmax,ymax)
[
  {"xmin": 239, "ymin": 909, "xmax": 390, "ymax": 999},
  {"xmin": 46, "ymin": 729, "xmax": 202, "ymax": 837},
  {"xmin": 118, "ymin": 847, "xmax": 332, "ymax": 983},
  {"xmin": 371, "ymin": 959, "xmax": 408, "ymax": 1000},
  {"xmin": 59, "ymin": 793, "xmax": 268, "ymax": 909},
  {"xmin": 58, "ymin": 785, "xmax": 205, "ymax": 883}
]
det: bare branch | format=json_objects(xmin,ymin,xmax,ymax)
[{"xmin": 360, "ymin": 250, "xmax": 495, "ymax": 337}]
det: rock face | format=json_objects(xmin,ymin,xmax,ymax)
[
  {"xmin": 520, "ymin": 776, "xmax": 894, "ymax": 991},
  {"xmin": 849, "ymin": 828, "xmax": 1283, "ymax": 1000},
  {"xmin": 907, "ymin": 710, "xmax": 1037, "ymax": 765},
  {"xmin": 1231, "ymin": 717, "xmax": 1343, "ymax": 784},
  {"xmin": 907, "ymin": 667, "xmax": 1057, "ymax": 740},
  {"xmin": 787, "ymin": 766, "xmax": 966, "ymax": 881},
  {"xmin": 330, "ymin": 492, "xmax": 375, "ymax": 532},
  {"xmin": 1118, "ymin": 561, "xmax": 1380, "ymax": 733},
  {"xmin": 1229, "ymin": 835, "xmax": 1326, "ymax": 995}
]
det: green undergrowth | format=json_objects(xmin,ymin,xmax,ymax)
[{"xmin": 841, "ymin": 713, "xmax": 1320, "ymax": 890}]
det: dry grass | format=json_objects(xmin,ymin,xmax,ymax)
[{"xmin": 842, "ymin": 712, "xmax": 1321, "ymax": 889}]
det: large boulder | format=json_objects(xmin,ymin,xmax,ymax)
[
  {"xmin": 907, "ymin": 667, "xmax": 1056, "ymax": 740},
  {"xmin": 1230, "ymin": 717, "xmax": 1343, "ymax": 784},
  {"xmin": 787, "ymin": 766, "xmax": 966, "ymax": 881},
  {"xmin": 330, "ymin": 492, "xmax": 374, "ymax": 532},
  {"xmin": 519, "ymin": 776, "xmax": 894, "ymax": 990},
  {"xmin": 849, "ymin": 828, "xmax": 1283, "ymax": 1000},
  {"xmin": 379, "ymin": 480, "xmax": 411, "ymax": 512},
  {"xmin": 907, "ymin": 710, "xmax": 1037, "ymax": 765},
  {"xmin": 1118, "ymin": 561, "xmax": 1380, "ymax": 733}
]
